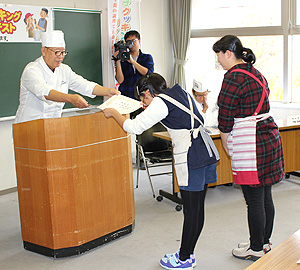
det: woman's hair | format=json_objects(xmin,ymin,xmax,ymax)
[
  {"xmin": 212, "ymin": 35, "xmax": 256, "ymax": 64},
  {"xmin": 135, "ymin": 73, "xmax": 168, "ymax": 98}
]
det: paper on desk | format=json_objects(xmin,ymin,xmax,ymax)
[{"xmin": 98, "ymin": 95, "xmax": 142, "ymax": 114}]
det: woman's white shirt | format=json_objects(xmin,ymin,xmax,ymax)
[{"xmin": 123, "ymin": 96, "xmax": 168, "ymax": 134}]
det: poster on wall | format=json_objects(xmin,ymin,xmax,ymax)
[
  {"xmin": 0, "ymin": 4, "xmax": 53, "ymax": 42},
  {"xmin": 109, "ymin": 0, "xmax": 141, "ymax": 52},
  {"xmin": 108, "ymin": 0, "xmax": 141, "ymax": 88}
]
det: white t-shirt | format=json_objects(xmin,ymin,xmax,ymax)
[{"xmin": 15, "ymin": 56, "xmax": 97, "ymax": 123}]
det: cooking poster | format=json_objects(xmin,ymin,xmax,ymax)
[{"xmin": 0, "ymin": 4, "xmax": 53, "ymax": 42}]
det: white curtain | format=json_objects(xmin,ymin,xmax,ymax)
[{"xmin": 170, "ymin": 0, "xmax": 192, "ymax": 89}]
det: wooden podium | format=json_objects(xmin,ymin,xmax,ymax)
[{"xmin": 13, "ymin": 112, "xmax": 135, "ymax": 258}]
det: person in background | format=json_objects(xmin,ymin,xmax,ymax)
[
  {"xmin": 35, "ymin": 8, "xmax": 48, "ymax": 32},
  {"xmin": 192, "ymin": 78, "xmax": 218, "ymax": 127},
  {"xmin": 113, "ymin": 30, "xmax": 154, "ymax": 101},
  {"xmin": 15, "ymin": 30, "xmax": 119, "ymax": 124},
  {"xmin": 24, "ymin": 13, "xmax": 35, "ymax": 38},
  {"xmin": 213, "ymin": 35, "xmax": 284, "ymax": 261},
  {"xmin": 103, "ymin": 72, "xmax": 219, "ymax": 270}
]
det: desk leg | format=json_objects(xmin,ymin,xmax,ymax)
[{"xmin": 159, "ymin": 190, "xmax": 182, "ymax": 204}]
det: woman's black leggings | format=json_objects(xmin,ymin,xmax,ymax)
[
  {"xmin": 241, "ymin": 185, "xmax": 275, "ymax": 251},
  {"xmin": 179, "ymin": 185, "xmax": 208, "ymax": 261}
]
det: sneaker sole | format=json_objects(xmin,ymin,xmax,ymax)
[
  {"xmin": 159, "ymin": 262, "xmax": 193, "ymax": 270},
  {"xmin": 238, "ymin": 243, "xmax": 272, "ymax": 253},
  {"xmin": 232, "ymin": 252, "xmax": 262, "ymax": 262}
]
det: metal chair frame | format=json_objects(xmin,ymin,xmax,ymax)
[{"xmin": 135, "ymin": 126, "xmax": 173, "ymax": 198}]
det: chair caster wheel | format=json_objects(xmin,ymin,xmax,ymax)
[
  {"xmin": 156, "ymin": 195, "xmax": 163, "ymax": 202},
  {"xmin": 175, "ymin": 205, "xmax": 182, "ymax": 211}
]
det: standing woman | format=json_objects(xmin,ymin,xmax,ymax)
[
  {"xmin": 103, "ymin": 73, "xmax": 219, "ymax": 270},
  {"xmin": 213, "ymin": 35, "xmax": 285, "ymax": 261}
]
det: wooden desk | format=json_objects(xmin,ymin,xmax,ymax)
[
  {"xmin": 153, "ymin": 121, "xmax": 300, "ymax": 205},
  {"xmin": 277, "ymin": 120, "xmax": 300, "ymax": 176},
  {"xmin": 245, "ymin": 229, "xmax": 300, "ymax": 270}
]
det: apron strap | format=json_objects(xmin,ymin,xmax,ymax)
[
  {"xmin": 158, "ymin": 93, "xmax": 219, "ymax": 159},
  {"xmin": 186, "ymin": 90, "xmax": 195, "ymax": 129},
  {"xmin": 230, "ymin": 69, "xmax": 268, "ymax": 116},
  {"xmin": 159, "ymin": 93, "xmax": 205, "ymax": 127}
]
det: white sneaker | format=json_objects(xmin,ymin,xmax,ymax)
[
  {"xmin": 238, "ymin": 242, "xmax": 272, "ymax": 253},
  {"xmin": 232, "ymin": 247, "xmax": 265, "ymax": 261}
]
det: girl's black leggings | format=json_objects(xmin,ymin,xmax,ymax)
[
  {"xmin": 179, "ymin": 185, "xmax": 208, "ymax": 261},
  {"xmin": 241, "ymin": 185, "xmax": 274, "ymax": 251}
]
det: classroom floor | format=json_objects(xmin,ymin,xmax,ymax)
[{"xmin": 1, "ymin": 167, "xmax": 300, "ymax": 270}]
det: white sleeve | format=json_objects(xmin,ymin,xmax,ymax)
[
  {"xmin": 21, "ymin": 66, "xmax": 53, "ymax": 104},
  {"xmin": 66, "ymin": 66, "xmax": 97, "ymax": 98},
  {"xmin": 123, "ymin": 97, "xmax": 169, "ymax": 134}
]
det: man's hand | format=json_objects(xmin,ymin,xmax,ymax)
[
  {"xmin": 70, "ymin": 94, "xmax": 89, "ymax": 108},
  {"xmin": 127, "ymin": 54, "xmax": 134, "ymax": 64},
  {"xmin": 45, "ymin": 90, "xmax": 89, "ymax": 108},
  {"xmin": 202, "ymin": 91, "xmax": 209, "ymax": 113},
  {"xmin": 108, "ymin": 89, "xmax": 120, "ymax": 97}
]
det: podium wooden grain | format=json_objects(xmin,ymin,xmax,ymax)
[{"xmin": 13, "ymin": 112, "xmax": 135, "ymax": 258}]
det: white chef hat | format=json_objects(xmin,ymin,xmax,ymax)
[
  {"xmin": 192, "ymin": 79, "xmax": 204, "ymax": 93},
  {"xmin": 193, "ymin": 78, "xmax": 211, "ymax": 93},
  {"xmin": 41, "ymin": 30, "xmax": 66, "ymax": 47}
]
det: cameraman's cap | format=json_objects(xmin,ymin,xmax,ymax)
[{"xmin": 41, "ymin": 30, "xmax": 66, "ymax": 47}]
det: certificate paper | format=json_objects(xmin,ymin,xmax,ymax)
[{"xmin": 98, "ymin": 95, "xmax": 142, "ymax": 114}]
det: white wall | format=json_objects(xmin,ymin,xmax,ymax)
[
  {"xmin": 140, "ymin": 0, "xmax": 173, "ymax": 82},
  {"xmin": 0, "ymin": 0, "xmax": 172, "ymax": 191}
]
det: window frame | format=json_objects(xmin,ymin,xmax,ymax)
[{"xmin": 190, "ymin": 0, "xmax": 300, "ymax": 104}]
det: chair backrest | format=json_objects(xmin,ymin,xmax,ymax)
[{"xmin": 137, "ymin": 123, "xmax": 171, "ymax": 153}]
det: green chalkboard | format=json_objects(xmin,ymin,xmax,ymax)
[
  {"xmin": 0, "ymin": 8, "xmax": 102, "ymax": 118},
  {"xmin": 54, "ymin": 8, "xmax": 103, "ymax": 109},
  {"xmin": 0, "ymin": 43, "xmax": 41, "ymax": 118}
]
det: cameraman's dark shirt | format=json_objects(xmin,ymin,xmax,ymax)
[{"xmin": 119, "ymin": 50, "xmax": 154, "ymax": 100}]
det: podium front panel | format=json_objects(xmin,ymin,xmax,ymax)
[{"xmin": 13, "ymin": 112, "xmax": 135, "ymax": 257}]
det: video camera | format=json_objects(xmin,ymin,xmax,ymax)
[{"xmin": 113, "ymin": 40, "xmax": 133, "ymax": 61}]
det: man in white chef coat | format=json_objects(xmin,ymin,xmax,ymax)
[{"xmin": 15, "ymin": 30, "xmax": 119, "ymax": 123}]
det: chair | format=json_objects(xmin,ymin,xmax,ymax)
[{"xmin": 136, "ymin": 123, "xmax": 173, "ymax": 198}]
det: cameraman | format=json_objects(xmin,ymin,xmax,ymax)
[{"xmin": 113, "ymin": 30, "xmax": 154, "ymax": 101}]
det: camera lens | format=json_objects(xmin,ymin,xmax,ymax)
[{"xmin": 121, "ymin": 52, "xmax": 130, "ymax": 61}]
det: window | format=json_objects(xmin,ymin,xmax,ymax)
[
  {"xmin": 292, "ymin": 36, "xmax": 300, "ymax": 102},
  {"xmin": 187, "ymin": 0, "xmax": 300, "ymax": 103},
  {"xmin": 191, "ymin": 0, "xmax": 281, "ymax": 29},
  {"xmin": 297, "ymin": 0, "xmax": 300, "ymax": 24},
  {"xmin": 292, "ymin": 0, "xmax": 300, "ymax": 102}
]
